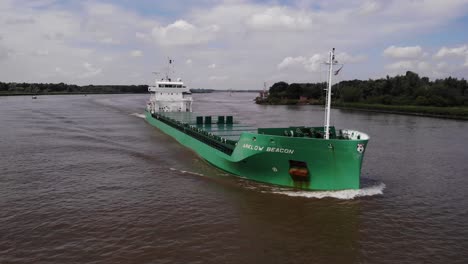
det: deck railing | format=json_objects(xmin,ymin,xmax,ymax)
[{"xmin": 152, "ymin": 113, "xmax": 236, "ymax": 155}]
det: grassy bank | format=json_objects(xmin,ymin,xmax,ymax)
[
  {"xmin": 333, "ymin": 102, "xmax": 468, "ymax": 120},
  {"xmin": 256, "ymin": 99, "xmax": 468, "ymax": 120}
]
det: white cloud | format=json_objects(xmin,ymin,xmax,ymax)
[
  {"xmin": 81, "ymin": 1, "xmax": 155, "ymax": 47},
  {"xmin": 383, "ymin": 43, "xmax": 468, "ymax": 76},
  {"xmin": 383, "ymin": 46, "xmax": 423, "ymax": 59},
  {"xmin": 5, "ymin": 17, "xmax": 35, "ymax": 25},
  {"xmin": 80, "ymin": 62, "xmax": 102, "ymax": 78},
  {"xmin": 434, "ymin": 45, "xmax": 468, "ymax": 58},
  {"xmin": 0, "ymin": 1, "xmax": 467, "ymax": 87},
  {"xmin": 152, "ymin": 20, "xmax": 219, "ymax": 46},
  {"xmin": 246, "ymin": 7, "xmax": 312, "ymax": 31},
  {"xmin": 22, "ymin": 0, "xmax": 59, "ymax": 9},
  {"xmin": 385, "ymin": 60, "xmax": 415, "ymax": 71},
  {"xmin": 129, "ymin": 72, "xmax": 142, "ymax": 78},
  {"xmin": 86, "ymin": 2, "xmax": 117, "ymax": 16},
  {"xmin": 99, "ymin": 37, "xmax": 120, "ymax": 45},
  {"xmin": 209, "ymin": 75, "xmax": 228, "ymax": 81},
  {"xmin": 336, "ymin": 52, "xmax": 367, "ymax": 63},
  {"xmin": 358, "ymin": 1, "xmax": 382, "ymax": 15},
  {"xmin": 385, "ymin": 60, "xmax": 434, "ymax": 72},
  {"xmin": 277, "ymin": 53, "xmax": 362, "ymax": 72},
  {"xmin": 135, "ymin": 32, "xmax": 147, "ymax": 40},
  {"xmin": 102, "ymin": 56, "xmax": 113, "ymax": 62},
  {"xmin": 383, "ymin": 58, "xmax": 456, "ymax": 78},
  {"xmin": 278, "ymin": 56, "xmax": 307, "ymax": 70},
  {"xmin": 434, "ymin": 45, "xmax": 468, "ymax": 68},
  {"xmin": 130, "ymin": 50, "xmax": 143, "ymax": 57},
  {"xmin": 0, "ymin": 46, "xmax": 10, "ymax": 61},
  {"xmin": 417, "ymin": 61, "xmax": 431, "ymax": 72},
  {"xmin": 34, "ymin": 49, "xmax": 49, "ymax": 56},
  {"xmin": 0, "ymin": 1, "xmax": 156, "ymax": 84},
  {"xmin": 436, "ymin": 62, "xmax": 448, "ymax": 70},
  {"xmin": 55, "ymin": 67, "xmax": 65, "ymax": 74}
]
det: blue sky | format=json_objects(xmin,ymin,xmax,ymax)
[{"xmin": 0, "ymin": 0, "xmax": 467, "ymax": 88}]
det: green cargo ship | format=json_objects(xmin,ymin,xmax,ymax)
[{"xmin": 145, "ymin": 49, "xmax": 369, "ymax": 190}]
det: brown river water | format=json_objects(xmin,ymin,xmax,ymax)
[{"xmin": 1, "ymin": 93, "xmax": 467, "ymax": 263}]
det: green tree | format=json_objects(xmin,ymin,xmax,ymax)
[
  {"xmin": 286, "ymin": 83, "xmax": 303, "ymax": 99},
  {"xmin": 269, "ymin": 82, "xmax": 289, "ymax": 96}
]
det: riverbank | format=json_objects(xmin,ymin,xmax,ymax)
[
  {"xmin": 333, "ymin": 103, "xmax": 468, "ymax": 120},
  {"xmin": 0, "ymin": 92, "xmax": 145, "ymax": 96},
  {"xmin": 257, "ymin": 100, "xmax": 468, "ymax": 120}
]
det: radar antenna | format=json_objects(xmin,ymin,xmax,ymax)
[{"xmin": 165, "ymin": 57, "xmax": 174, "ymax": 81}]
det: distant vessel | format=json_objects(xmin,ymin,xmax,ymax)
[
  {"xmin": 145, "ymin": 49, "xmax": 369, "ymax": 190},
  {"xmin": 32, "ymin": 96, "xmax": 37, "ymax": 99}
]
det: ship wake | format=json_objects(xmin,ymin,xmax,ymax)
[
  {"xmin": 169, "ymin": 168, "xmax": 205, "ymax": 177},
  {"xmin": 269, "ymin": 182, "xmax": 385, "ymax": 200},
  {"xmin": 165, "ymin": 166, "xmax": 384, "ymax": 200},
  {"xmin": 130, "ymin": 113, "xmax": 146, "ymax": 119}
]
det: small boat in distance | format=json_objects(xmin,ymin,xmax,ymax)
[
  {"xmin": 32, "ymin": 95, "xmax": 37, "ymax": 99},
  {"xmin": 144, "ymin": 49, "xmax": 369, "ymax": 190}
]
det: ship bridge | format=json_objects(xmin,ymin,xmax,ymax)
[{"xmin": 147, "ymin": 77, "xmax": 193, "ymax": 113}]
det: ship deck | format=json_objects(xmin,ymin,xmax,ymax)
[
  {"xmin": 150, "ymin": 111, "xmax": 368, "ymax": 156},
  {"xmin": 158, "ymin": 112, "xmax": 257, "ymax": 142}
]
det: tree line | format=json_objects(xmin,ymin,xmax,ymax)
[
  {"xmin": 260, "ymin": 71, "xmax": 468, "ymax": 107},
  {"xmin": 0, "ymin": 82, "xmax": 149, "ymax": 95}
]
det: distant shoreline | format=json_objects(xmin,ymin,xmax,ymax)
[
  {"xmin": 257, "ymin": 100, "xmax": 468, "ymax": 120},
  {"xmin": 0, "ymin": 90, "xmax": 260, "ymax": 96},
  {"xmin": 4, "ymin": 91, "xmax": 466, "ymax": 120},
  {"xmin": 191, "ymin": 89, "xmax": 260, "ymax": 93},
  {"xmin": 0, "ymin": 92, "xmax": 145, "ymax": 96},
  {"xmin": 333, "ymin": 105, "xmax": 468, "ymax": 120}
]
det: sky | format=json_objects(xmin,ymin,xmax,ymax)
[{"xmin": 0, "ymin": 0, "xmax": 467, "ymax": 89}]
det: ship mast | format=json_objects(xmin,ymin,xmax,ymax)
[
  {"xmin": 165, "ymin": 57, "xmax": 173, "ymax": 80},
  {"xmin": 324, "ymin": 48, "xmax": 336, "ymax": 140}
]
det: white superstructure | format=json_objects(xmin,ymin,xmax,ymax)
[{"xmin": 146, "ymin": 72, "xmax": 193, "ymax": 114}]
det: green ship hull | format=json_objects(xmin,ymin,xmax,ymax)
[{"xmin": 145, "ymin": 110, "xmax": 369, "ymax": 191}]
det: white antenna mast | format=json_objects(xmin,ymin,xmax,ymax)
[
  {"xmin": 166, "ymin": 57, "xmax": 173, "ymax": 80},
  {"xmin": 324, "ymin": 48, "xmax": 337, "ymax": 140}
]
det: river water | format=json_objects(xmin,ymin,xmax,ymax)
[{"xmin": 1, "ymin": 93, "xmax": 467, "ymax": 264}]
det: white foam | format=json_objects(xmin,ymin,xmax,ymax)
[
  {"xmin": 180, "ymin": 170, "xmax": 205, "ymax": 177},
  {"xmin": 169, "ymin": 166, "xmax": 384, "ymax": 199},
  {"xmin": 130, "ymin": 113, "xmax": 146, "ymax": 119},
  {"xmin": 170, "ymin": 168, "xmax": 204, "ymax": 177},
  {"xmin": 269, "ymin": 182, "xmax": 386, "ymax": 200}
]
